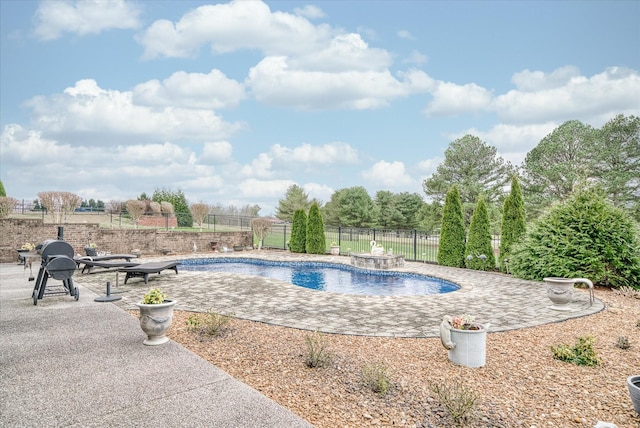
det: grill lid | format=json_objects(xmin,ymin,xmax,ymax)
[{"xmin": 38, "ymin": 240, "xmax": 74, "ymax": 261}]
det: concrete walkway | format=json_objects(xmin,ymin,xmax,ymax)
[
  {"xmin": 76, "ymin": 251, "xmax": 603, "ymax": 337},
  {"xmin": 0, "ymin": 261, "xmax": 313, "ymax": 428}
]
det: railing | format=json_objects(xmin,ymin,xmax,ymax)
[{"xmin": 262, "ymin": 224, "xmax": 501, "ymax": 264}]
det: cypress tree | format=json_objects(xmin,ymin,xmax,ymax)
[
  {"xmin": 464, "ymin": 196, "xmax": 496, "ymax": 270},
  {"xmin": 289, "ymin": 209, "xmax": 307, "ymax": 253},
  {"xmin": 499, "ymin": 176, "xmax": 526, "ymax": 272},
  {"xmin": 305, "ymin": 202, "xmax": 326, "ymax": 254},
  {"xmin": 437, "ymin": 186, "xmax": 466, "ymax": 267},
  {"xmin": 0, "ymin": 180, "xmax": 5, "ymax": 197}
]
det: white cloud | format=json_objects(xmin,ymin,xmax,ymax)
[
  {"xmin": 293, "ymin": 5, "xmax": 326, "ymax": 19},
  {"xmin": 247, "ymin": 57, "xmax": 431, "ymax": 110},
  {"xmin": 238, "ymin": 178, "xmax": 294, "ymax": 198},
  {"xmin": 34, "ymin": 0, "xmax": 141, "ymax": 40},
  {"xmin": 132, "ymin": 69, "xmax": 246, "ymax": 109},
  {"xmin": 417, "ymin": 157, "xmax": 443, "ymax": 175},
  {"xmin": 361, "ymin": 160, "xmax": 413, "ymax": 188},
  {"xmin": 240, "ymin": 153, "xmax": 274, "ymax": 178},
  {"xmin": 0, "ymin": 124, "xmax": 225, "ymax": 200},
  {"xmin": 511, "ymin": 66, "xmax": 581, "ymax": 92},
  {"xmin": 270, "ymin": 142, "xmax": 359, "ymax": 165},
  {"xmin": 423, "ymin": 81, "xmax": 493, "ymax": 116},
  {"xmin": 290, "ymin": 33, "xmax": 392, "ymax": 72},
  {"xmin": 25, "ymin": 79, "xmax": 243, "ymax": 144},
  {"xmin": 201, "ymin": 141, "xmax": 233, "ymax": 163},
  {"xmin": 397, "ymin": 30, "xmax": 414, "ymax": 40},
  {"xmin": 460, "ymin": 123, "xmax": 558, "ymax": 165},
  {"xmin": 137, "ymin": 0, "xmax": 333, "ymax": 59},
  {"xmin": 403, "ymin": 50, "xmax": 428, "ymax": 65},
  {"xmin": 493, "ymin": 67, "xmax": 640, "ymax": 125},
  {"xmin": 302, "ymin": 182, "xmax": 334, "ymax": 204}
]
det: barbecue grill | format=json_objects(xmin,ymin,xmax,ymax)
[{"xmin": 32, "ymin": 239, "xmax": 79, "ymax": 305}]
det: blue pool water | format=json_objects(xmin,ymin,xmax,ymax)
[{"xmin": 181, "ymin": 258, "xmax": 459, "ymax": 296}]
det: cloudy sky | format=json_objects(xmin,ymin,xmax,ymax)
[{"xmin": 1, "ymin": 0, "xmax": 638, "ymax": 215}]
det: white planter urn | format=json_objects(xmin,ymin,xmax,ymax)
[
  {"xmin": 135, "ymin": 300, "xmax": 176, "ymax": 345},
  {"xmin": 330, "ymin": 246, "xmax": 340, "ymax": 255},
  {"xmin": 440, "ymin": 316, "xmax": 490, "ymax": 368},
  {"xmin": 628, "ymin": 375, "xmax": 640, "ymax": 415},
  {"xmin": 543, "ymin": 277, "xmax": 593, "ymax": 311}
]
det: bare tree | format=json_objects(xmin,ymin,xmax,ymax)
[
  {"xmin": 149, "ymin": 201, "xmax": 162, "ymax": 214},
  {"xmin": 38, "ymin": 191, "xmax": 82, "ymax": 224},
  {"xmin": 160, "ymin": 201, "xmax": 174, "ymax": 214},
  {"xmin": 125, "ymin": 199, "xmax": 146, "ymax": 228},
  {"xmin": 0, "ymin": 196, "xmax": 17, "ymax": 219},
  {"xmin": 190, "ymin": 203, "xmax": 210, "ymax": 231},
  {"xmin": 109, "ymin": 200, "xmax": 123, "ymax": 214},
  {"xmin": 251, "ymin": 218, "xmax": 273, "ymax": 250}
]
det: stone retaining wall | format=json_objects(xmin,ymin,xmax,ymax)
[{"xmin": 0, "ymin": 218, "xmax": 252, "ymax": 263}]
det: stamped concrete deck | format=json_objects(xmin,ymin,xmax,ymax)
[{"xmin": 75, "ymin": 250, "xmax": 604, "ymax": 337}]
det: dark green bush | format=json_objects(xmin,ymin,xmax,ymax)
[
  {"xmin": 438, "ymin": 186, "xmax": 466, "ymax": 267},
  {"xmin": 289, "ymin": 209, "xmax": 307, "ymax": 253},
  {"xmin": 510, "ymin": 186, "xmax": 640, "ymax": 289},
  {"xmin": 499, "ymin": 176, "xmax": 526, "ymax": 272},
  {"xmin": 465, "ymin": 196, "xmax": 495, "ymax": 270},
  {"xmin": 306, "ymin": 202, "xmax": 326, "ymax": 254}
]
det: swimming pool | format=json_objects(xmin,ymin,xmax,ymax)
[{"xmin": 181, "ymin": 258, "xmax": 460, "ymax": 296}]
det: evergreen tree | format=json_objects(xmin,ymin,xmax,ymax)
[
  {"xmin": 152, "ymin": 188, "xmax": 193, "ymax": 227},
  {"xmin": 437, "ymin": 186, "xmax": 466, "ymax": 267},
  {"xmin": 276, "ymin": 184, "xmax": 311, "ymax": 222},
  {"xmin": 510, "ymin": 186, "xmax": 640, "ymax": 289},
  {"xmin": 464, "ymin": 196, "xmax": 495, "ymax": 270},
  {"xmin": 306, "ymin": 202, "xmax": 326, "ymax": 254},
  {"xmin": 289, "ymin": 209, "xmax": 307, "ymax": 253},
  {"xmin": 499, "ymin": 176, "xmax": 526, "ymax": 272},
  {"xmin": 0, "ymin": 180, "xmax": 5, "ymax": 197}
]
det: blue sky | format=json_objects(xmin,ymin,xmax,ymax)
[{"xmin": 1, "ymin": 0, "xmax": 638, "ymax": 215}]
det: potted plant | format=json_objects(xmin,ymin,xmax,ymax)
[
  {"xmin": 84, "ymin": 243, "xmax": 98, "ymax": 257},
  {"xmin": 330, "ymin": 242, "xmax": 340, "ymax": 255},
  {"xmin": 135, "ymin": 288, "xmax": 176, "ymax": 346},
  {"xmin": 628, "ymin": 375, "xmax": 640, "ymax": 415},
  {"xmin": 440, "ymin": 314, "xmax": 490, "ymax": 368}
]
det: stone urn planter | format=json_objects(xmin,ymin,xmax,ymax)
[
  {"xmin": 543, "ymin": 277, "xmax": 594, "ymax": 311},
  {"xmin": 330, "ymin": 244, "xmax": 340, "ymax": 255},
  {"xmin": 136, "ymin": 288, "xmax": 175, "ymax": 346},
  {"xmin": 440, "ymin": 315, "xmax": 489, "ymax": 368},
  {"xmin": 84, "ymin": 246, "xmax": 98, "ymax": 257},
  {"xmin": 628, "ymin": 375, "xmax": 640, "ymax": 415}
]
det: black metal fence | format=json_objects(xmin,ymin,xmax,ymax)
[{"xmin": 263, "ymin": 224, "xmax": 500, "ymax": 264}]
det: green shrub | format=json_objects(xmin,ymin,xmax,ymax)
[
  {"xmin": 289, "ymin": 209, "xmax": 307, "ymax": 253},
  {"xmin": 509, "ymin": 186, "xmax": 640, "ymax": 289},
  {"xmin": 499, "ymin": 175, "xmax": 526, "ymax": 272},
  {"xmin": 551, "ymin": 335, "xmax": 601, "ymax": 366},
  {"xmin": 305, "ymin": 202, "xmax": 326, "ymax": 254},
  {"xmin": 304, "ymin": 331, "xmax": 332, "ymax": 368},
  {"xmin": 431, "ymin": 380, "xmax": 479, "ymax": 427},
  {"xmin": 438, "ymin": 186, "xmax": 466, "ymax": 267},
  {"xmin": 362, "ymin": 361, "xmax": 393, "ymax": 395},
  {"xmin": 186, "ymin": 310, "xmax": 233, "ymax": 336},
  {"xmin": 142, "ymin": 288, "xmax": 167, "ymax": 304},
  {"xmin": 464, "ymin": 196, "xmax": 495, "ymax": 270}
]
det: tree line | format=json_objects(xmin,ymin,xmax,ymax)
[{"xmin": 276, "ymin": 114, "xmax": 640, "ymax": 230}]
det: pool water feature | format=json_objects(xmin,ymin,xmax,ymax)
[{"xmin": 181, "ymin": 258, "xmax": 459, "ymax": 297}]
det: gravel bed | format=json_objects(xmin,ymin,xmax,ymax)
[{"xmin": 157, "ymin": 288, "xmax": 640, "ymax": 427}]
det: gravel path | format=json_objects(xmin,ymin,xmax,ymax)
[{"xmin": 163, "ymin": 288, "xmax": 640, "ymax": 428}]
